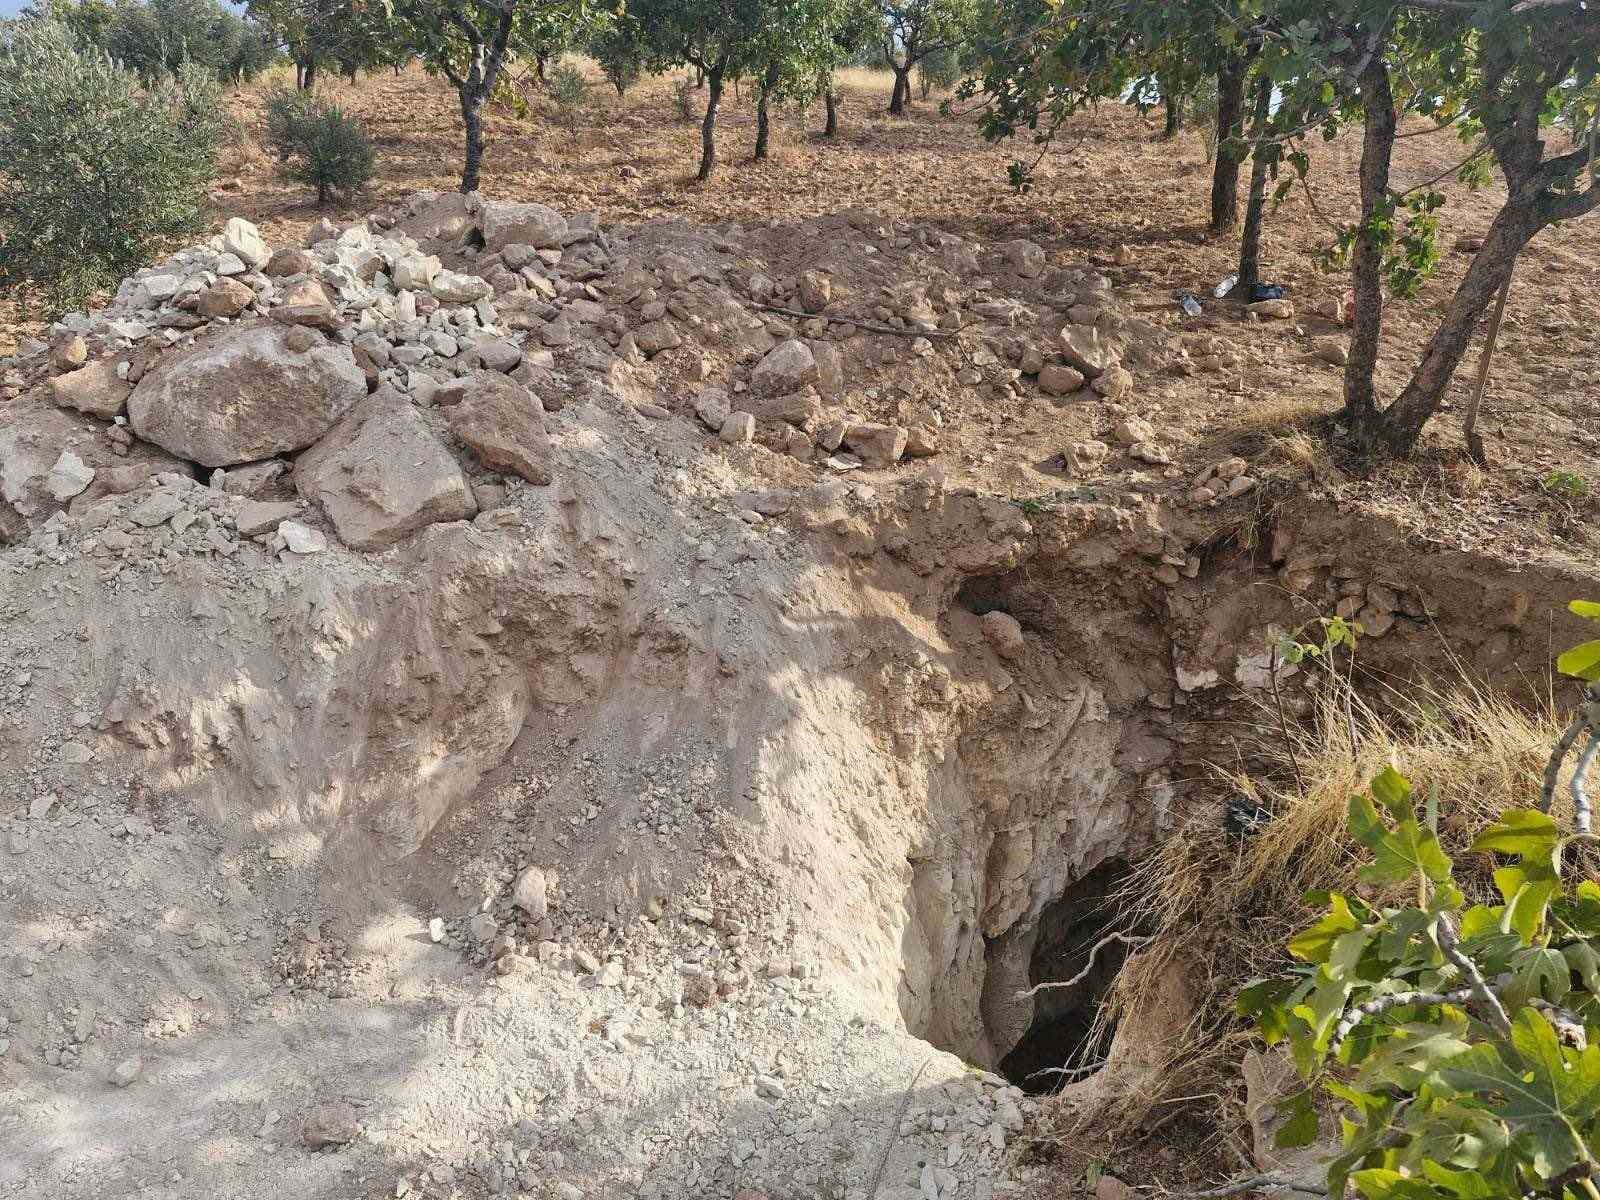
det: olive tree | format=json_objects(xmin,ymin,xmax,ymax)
[
  {"xmin": 878, "ymin": 0, "xmax": 977, "ymax": 115},
  {"xmin": 386, "ymin": 0, "xmax": 600, "ymax": 193}
]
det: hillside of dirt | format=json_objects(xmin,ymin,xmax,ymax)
[{"xmin": 0, "ymin": 62, "xmax": 1597, "ymax": 1200}]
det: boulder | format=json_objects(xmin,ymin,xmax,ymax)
[
  {"xmin": 751, "ymin": 340, "xmax": 818, "ymax": 396},
  {"xmin": 1064, "ymin": 440, "xmax": 1110, "ymax": 474},
  {"xmin": 1092, "ymin": 364, "xmax": 1133, "ymax": 400},
  {"xmin": 222, "ymin": 217, "xmax": 270, "ymax": 268},
  {"xmin": 480, "ymin": 200, "xmax": 568, "ymax": 252},
  {"xmin": 438, "ymin": 371, "xmax": 552, "ymax": 486},
  {"xmin": 842, "ymin": 423, "xmax": 908, "ymax": 468},
  {"xmin": 1058, "ymin": 324, "xmax": 1118, "ymax": 379},
  {"xmin": 296, "ymin": 390, "xmax": 477, "ymax": 551},
  {"xmin": 197, "ymin": 277, "xmax": 255, "ymax": 319},
  {"xmin": 128, "ymin": 324, "xmax": 366, "ymax": 468},
  {"xmin": 49, "ymin": 357, "xmax": 132, "ymax": 419}
]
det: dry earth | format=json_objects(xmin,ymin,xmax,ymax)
[{"xmin": 0, "ymin": 61, "xmax": 1597, "ymax": 1200}]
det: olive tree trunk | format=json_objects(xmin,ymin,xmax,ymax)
[
  {"xmin": 1236, "ymin": 73, "xmax": 1275, "ymax": 291},
  {"xmin": 824, "ymin": 87, "xmax": 838, "ymax": 136},
  {"xmin": 698, "ymin": 65, "xmax": 724, "ymax": 181},
  {"xmin": 1343, "ymin": 51, "xmax": 1397, "ymax": 434},
  {"xmin": 1210, "ymin": 55, "xmax": 1249, "ymax": 232}
]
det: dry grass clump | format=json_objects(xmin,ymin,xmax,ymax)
[{"xmin": 1063, "ymin": 664, "xmax": 1583, "ymax": 1151}]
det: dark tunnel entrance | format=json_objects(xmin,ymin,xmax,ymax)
[{"xmin": 998, "ymin": 858, "xmax": 1134, "ymax": 1094}]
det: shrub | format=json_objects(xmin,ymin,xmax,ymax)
[
  {"xmin": 590, "ymin": 22, "xmax": 643, "ymax": 98},
  {"xmin": 547, "ymin": 58, "xmax": 586, "ymax": 125},
  {"xmin": 263, "ymin": 85, "xmax": 319, "ymax": 160},
  {"xmin": 0, "ymin": 20, "xmax": 221, "ymax": 315},
  {"xmin": 269, "ymin": 97, "xmax": 376, "ymax": 205}
]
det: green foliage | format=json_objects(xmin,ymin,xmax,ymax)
[
  {"xmin": 1242, "ymin": 613, "xmax": 1600, "ymax": 1200},
  {"xmin": 916, "ymin": 45, "xmax": 961, "ymax": 98},
  {"xmin": 0, "ymin": 19, "xmax": 221, "ymax": 315},
  {"xmin": 546, "ymin": 57, "xmax": 587, "ymax": 121},
  {"xmin": 264, "ymin": 85, "xmax": 319, "ymax": 160},
  {"xmin": 280, "ymin": 102, "xmax": 376, "ymax": 205},
  {"xmin": 1543, "ymin": 471, "xmax": 1592, "ymax": 501},
  {"xmin": 99, "ymin": 0, "xmax": 274, "ymax": 84},
  {"xmin": 246, "ymin": 0, "xmax": 396, "ymax": 82},
  {"xmin": 1558, "ymin": 601, "xmax": 1600, "ymax": 684},
  {"xmin": 590, "ymin": 17, "xmax": 644, "ymax": 97}
]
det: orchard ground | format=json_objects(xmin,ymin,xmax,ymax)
[{"xmin": 5, "ymin": 59, "xmax": 1596, "ymax": 559}]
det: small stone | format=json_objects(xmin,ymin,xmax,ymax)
[
  {"xmin": 796, "ymin": 270, "xmax": 832, "ymax": 313},
  {"xmin": 302, "ymin": 1102, "xmax": 360, "ymax": 1148},
  {"xmin": 980, "ymin": 611, "xmax": 1025, "ymax": 660},
  {"xmin": 428, "ymin": 918, "xmax": 446, "ymax": 943},
  {"xmin": 511, "ymin": 866, "xmax": 548, "ymax": 920},
  {"xmin": 754, "ymin": 1074, "xmax": 787, "ymax": 1100},
  {"xmin": 468, "ymin": 913, "xmax": 498, "ymax": 943},
  {"xmin": 1096, "ymin": 1176, "xmax": 1135, "ymax": 1200},
  {"xmin": 1037, "ymin": 363, "xmax": 1086, "ymax": 395},
  {"xmin": 128, "ymin": 490, "xmax": 184, "ymax": 528},
  {"xmin": 51, "ymin": 335, "xmax": 89, "ymax": 372},
  {"xmin": 1314, "ymin": 338, "xmax": 1348, "ymax": 366},
  {"xmin": 1064, "ymin": 440, "xmax": 1109, "ymax": 474},
  {"xmin": 264, "ymin": 248, "xmax": 315, "ymax": 277},
  {"xmin": 197, "ymin": 277, "xmax": 254, "ymax": 319},
  {"xmin": 110, "ymin": 1056, "xmax": 143, "ymax": 1087},
  {"xmin": 46, "ymin": 451, "xmax": 96, "ymax": 501},
  {"xmin": 235, "ymin": 500, "xmax": 299, "ymax": 537},
  {"xmin": 279, "ymin": 520, "xmax": 326, "ymax": 554},
  {"xmin": 430, "ymin": 270, "xmax": 492, "ymax": 304},
  {"xmin": 719, "ymin": 411, "xmax": 755, "ymax": 445},
  {"xmin": 1248, "ymin": 299, "xmax": 1295, "ymax": 320}
]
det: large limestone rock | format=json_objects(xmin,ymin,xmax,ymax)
[
  {"xmin": 222, "ymin": 217, "xmax": 270, "ymax": 268},
  {"xmin": 49, "ymin": 357, "xmax": 132, "ymax": 418},
  {"xmin": 480, "ymin": 200, "xmax": 568, "ymax": 252},
  {"xmin": 396, "ymin": 191, "xmax": 475, "ymax": 243},
  {"xmin": 752, "ymin": 339, "xmax": 818, "ymax": 396},
  {"xmin": 296, "ymin": 389, "xmax": 477, "ymax": 550},
  {"xmin": 1058, "ymin": 324, "xmax": 1118, "ymax": 379},
  {"xmin": 437, "ymin": 371, "xmax": 552, "ymax": 486},
  {"xmin": 128, "ymin": 324, "xmax": 366, "ymax": 468}
]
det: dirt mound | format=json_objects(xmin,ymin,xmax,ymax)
[{"xmin": 2, "ymin": 188, "xmax": 1595, "ymax": 1200}]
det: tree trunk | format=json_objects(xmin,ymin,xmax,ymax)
[
  {"xmin": 1373, "ymin": 207, "xmax": 1537, "ymax": 455},
  {"xmin": 697, "ymin": 66, "xmax": 723, "ymax": 182},
  {"xmin": 1210, "ymin": 55, "xmax": 1248, "ymax": 232},
  {"xmin": 1236, "ymin": 73, "xmax": 1274, "ymax": 291},
  {"xmin": 1163, "ymin": 89, "xmax": 1180, "ymax": 139},
  {"xmin": 694, "ymin": 65, "xmax": 704, "ymax": 88},
  {"xmin": 824, "ymin": 87, "xmax": 838, "ymax": 136},
  {"xmin": 535, "ymin": 51, "xmax": 548, "ymax": 84},
  {"xmin": 1343, "ymin": 53, "xmax": 1397, "ymax": 436},
  {"xmin": 297, "ymin": 57, "xmax": 317, "ymax": 91},
  {"xmin": 754, "ymin": 70, "xmax": 775, "ymax": 161},
  {"xmin": 459, "ymin": 86, "xmax": 485, "ymax": 194},
  {"xmin": 888, "ymin": 65, "xmax": 910, "ymax": 115}
]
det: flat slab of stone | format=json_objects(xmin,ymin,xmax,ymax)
[
  {"xmin": 438, "ymin": 371, "xmax": 552, "ymax": 486},
  {"xmin": 296, "ymin": 390, "xmax": 477, "ymax": 550}
]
